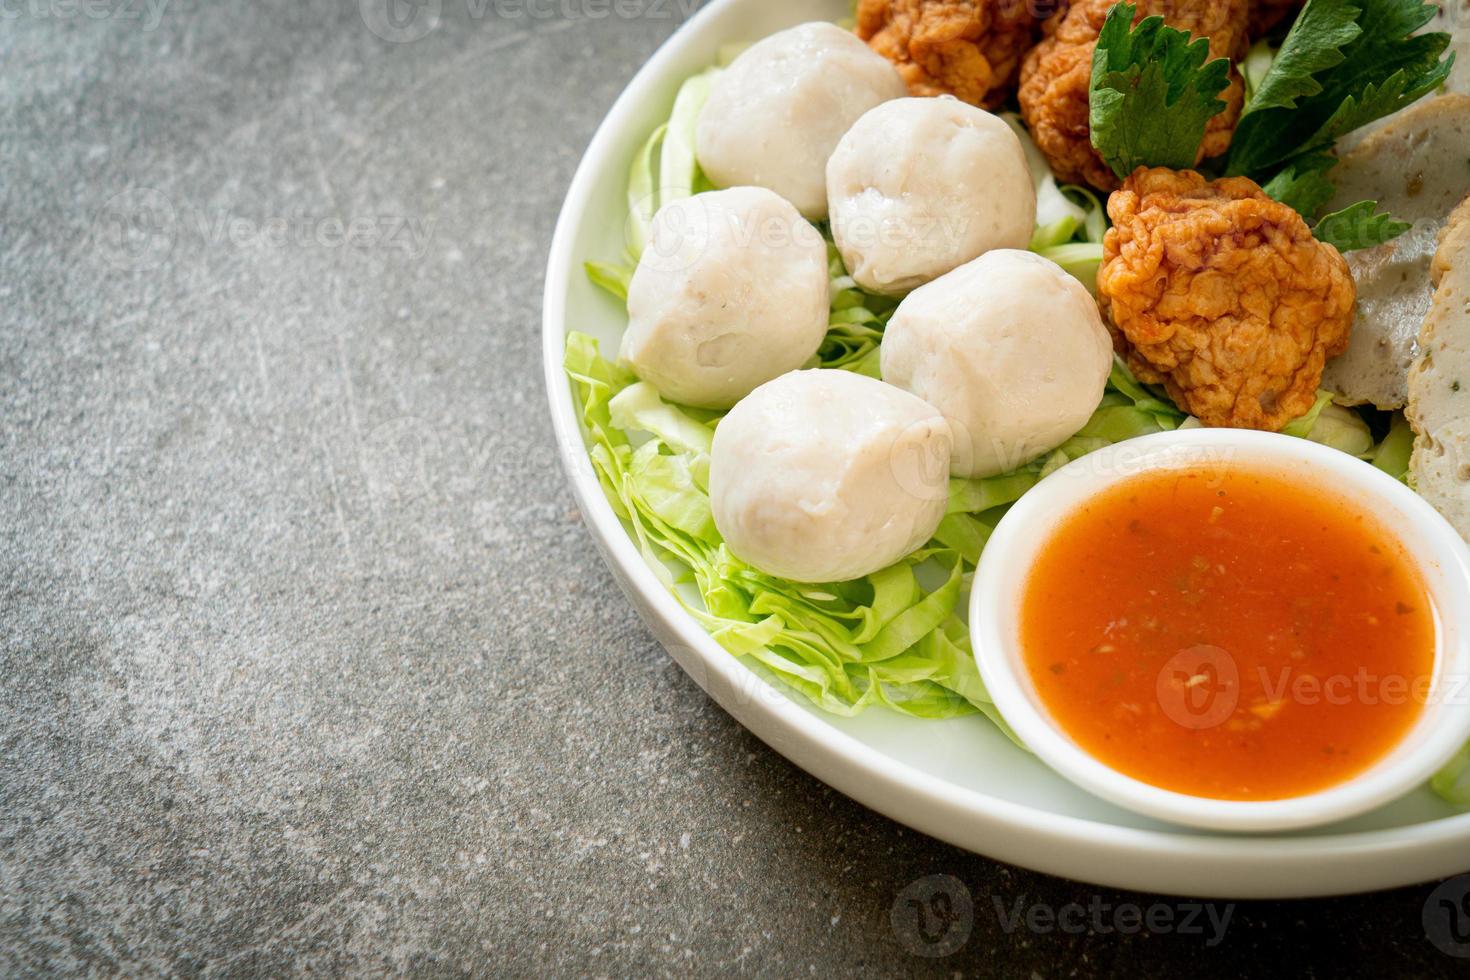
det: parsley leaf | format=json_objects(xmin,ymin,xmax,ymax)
[
  {"xmin": 1259, "ymin": 152, "xmax": 1338, "ymax": 217},
  {"xmin": 1227, "ymin": 0, "xmax": 1453, "ymax": 177},
  {"xmin": 1089, "ymin": 3, "xmax": 1232, "ymax": 180},
  {"xmin": 1242, "ymin": 0, "xmax": 1360, "ymax": 115},
  {"xmin": 1313, "ymin": 200, "xmax": 1412, "ymax": 251}
]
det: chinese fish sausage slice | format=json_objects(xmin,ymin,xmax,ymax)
[
  {"xmin": 1322, "ymin": 95, "xmax": 1470, "ymax": 409},
  {"xmin": 1408, "ymin": 196, "xmax": 1470, "ymax": 541}
]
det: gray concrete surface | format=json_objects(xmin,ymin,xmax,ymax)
[{"xmin": 1, "ymin": 1, "xmax": 1467, "ymax": 975}]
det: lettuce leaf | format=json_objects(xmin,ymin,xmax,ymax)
[
  {"xmin": 1001, "ymin": 111, "xmax": 1089, "ymax": 244},
  {"xmin": 1036, "ymin": 242, "xmax": 1104, "ymax": 294},
  {"xmin": 1305, "ymin": 403, "xmax": 1374, "ymax": 456},
  {"xmin": 625, "ymin": 122, "xmax": 665, "ymax": 263},
  {"xmin": 657, "ymin": 68, "xmax": 715, "ymax": 212},
  {"xmin": 1105, "ymin": 357, "xmax": 1188, "ymax": 426},
  {"xmin": 1280, "ymin": 389, "xmax": 1335, "ymax": 438},
  {"xmin": 818, "ymin": 245, "xmax": 897, "ymax": 375}
]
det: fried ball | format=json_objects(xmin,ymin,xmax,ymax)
[
  {"xmin": 855, "ymin": 0, "xmax": 1041, "ymax": 108},
  {"xmin": 1018, "ymin": 0, "xmax": 1250, "ymax": 191},
  {"xmin": 1098, "ymin": 167, "xmax": 1357, "ymax": 431}
]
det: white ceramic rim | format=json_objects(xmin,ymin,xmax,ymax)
[
  {"xmin": 971, "ymin": 429, "xmax": 1470, "ymax": 833},
  {"xmin": 540, "ymin": 0, "xmax": 1470, "ymax": 897}
]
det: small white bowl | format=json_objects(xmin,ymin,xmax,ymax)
[{"xmin": 971, "ymin": 428, "xmax": 1470, "ymax": 833}]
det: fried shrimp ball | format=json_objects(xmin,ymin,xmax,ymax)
[
  {"xmin": 855, "ymin": 0, "xmax": 1041, "ymax": 108},
  {"xmin": 1018, "ymin": 0, "xmax": 1250, "ymax": 190},
  {"xmin": 1098, "ymin": 167, "xmax": 1357, "ymax": 431}
]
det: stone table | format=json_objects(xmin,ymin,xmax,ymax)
[{"xmin": 1, "ymin": 0, "xmax": 1465, "ymax": 974}]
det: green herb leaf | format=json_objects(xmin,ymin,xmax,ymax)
[
  {"xmin": 1242, "ymin": 0, "xmax": 1360, "ymax": 115},
  {"xmin": 1314, "ymin": 200, "xmax": 1411, "ymax": 251},
  {"xmin": 1227, "ymin": 0, "xmax": 1452, "ymax": 177},
  {"xmin": 1089, "ymin": 2, "xmax": 1233, "ymax": 179},
  {"xmin": 1259, "ymin": 152, "xmax": 1339, "ymax": 218}
]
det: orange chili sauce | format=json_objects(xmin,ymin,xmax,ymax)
[{"xmin": 1020, "ymin": 466, "xmax": 1435, "ymax": 801}]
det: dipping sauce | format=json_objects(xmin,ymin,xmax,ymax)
[{"xmin": 1020, "ymin": 466, "xmax": 1435, "ymax": 801}]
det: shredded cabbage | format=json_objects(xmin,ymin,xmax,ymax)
[
  {"xmin": 1305, "ymin": 403, "xmax": 1374, "ymax": 456},
  {"xmin": 1433, "ymin": 743, "xmax": 1470, "ymax": 807},
  {"xmin": 1240, "ymin": 37, "xmax": 1277, "ymax": 104},
  {"xmin": 1036, "ymin": 242, "xmax": 1105, "ymax": 296},
  {"xmin": 656, "ymin": 68, "xmax": 714, "ymax": 213},
  {"xmin": 1280, "ymin": 389, "xmax": 1335, "ymax": 439},
  {"xmin": 1003, "ymin": 112, "xmax": 1087, "ymax": 243},
  {"xmin": 1373, "ymin": 415, "xmax": 1415, "ymax": 483},
  {"xmin": 623, "ymin": 68, "xmax": 722, "ymax": 264},
  {"xmin": 1001, "ymin": 112, "xmax": 1109, "ymax": 294},
  {"xmin": 584, "ymin": 261, "xmax": 631, "ymax": 302}
]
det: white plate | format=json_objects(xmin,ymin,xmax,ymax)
[{"xmin": 541, "ymin": 0, "xmax": 1470, "ymax": 898}]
